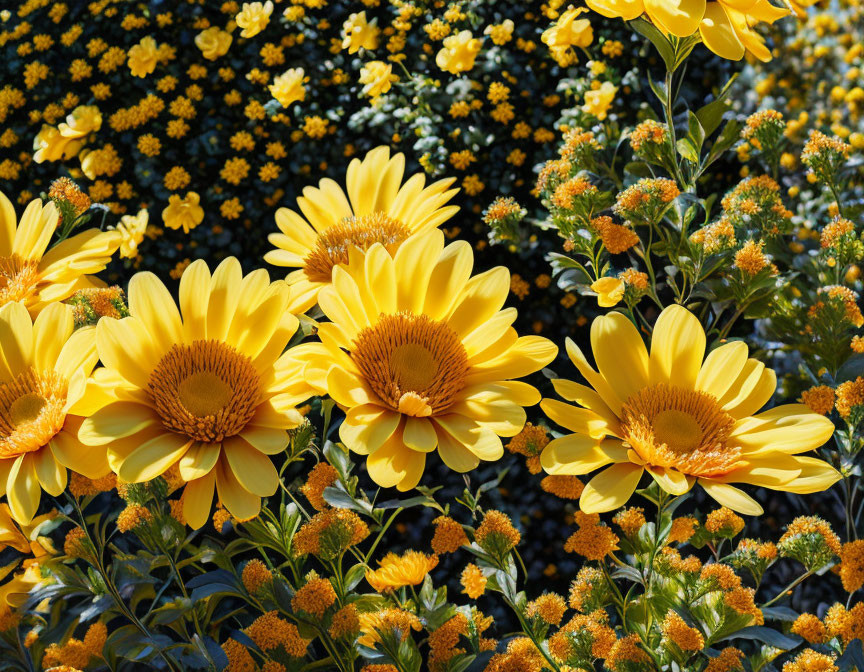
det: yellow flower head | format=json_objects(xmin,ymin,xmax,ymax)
[
  {"xmin": 590, "ymin": 277, "xmax": 625, "ymax": 308},
  {"xmin": 342, "ymin": 11, "xmax": 379, "ymax": 53},
  {"xmin": 269, "ymin": 68, "xmax": 306, "ymax": 108},
  {"xmin": 541, "ymin": 305, "xmax": 839, "ymax": 514},
  {"xmin": 542, "ymin": 7, "xmax": 593, "ymax": 63},
  {"xmin": 113, "ymin": 208, "xmax": 148, "ymax": 259},
  {"xmin": 264, "ymin": 146, "xmax": 459, "ymax": 313},
  {"xmin": 359, "ymin": 61, "xmax": 398, "ymax": 98},
  {"xmin": 295, "ymin": 229, "xmax": 557, "ymax": 490},
  {"xmin": 365, "ymin": 550, "xmax": 438, "ymax": 592},
  {"xmin": 76, "ymin": 258, "xmax": 312, "ymax": 528},
  {"xmin": 162, "ymin": 192, "xmax": 204, "ymax": 234},
  {"xmin": 127, "ymin": 36, "xmax": 160, "ymax": 78},
  {"xmin": 436, "ymin": 30, "xmax": 483, "ymax": 75},
  {"xmin": 582, "ymin": 81, "xmax": 617, "ymax": 120},
  {"xmin": 195, "ymin": 26, "xmax": 232, "ymax": 61},
  {"xmin": 236, "ymin": 1, "xmax": 273, "ymax": 38},
  {"xmin": 33, "ymin": 105, "xmax": 101, "ymax": 163},
  {"xmin": 0, "ymin": 302, "xmax": 103, "ymax": 524}
]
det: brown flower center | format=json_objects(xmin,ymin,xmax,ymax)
[
  {"xmin": 620, "ymin": 383, "xmax": 740, "ymax": 477},
  {"xmin": 303, "ymin": 212, "xmax": 411, "ymax": 283},
  {"xmin": 352, "ymin": 313, "xmax": 468, "ymax": 417},
  {"xmin": 0, "ymin": 255, "xmax": 40, "ymax": 306},
  {"xmin": 0, "ymin": 368, "xmax": 67, "ymax": 459},
  {"xmin": 148, "ymin": 340, "xmax": 261, "ymax": 443}
]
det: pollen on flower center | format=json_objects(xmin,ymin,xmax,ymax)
[
  {"xmin": 303, "ymin": 212, "xmax": 412, "ymax": 283},
  {"xmin": 0, "ymin": 255, "xmax": 40, "ymax": 306},
  {"xmin": 148, "ymin": 340, "xmax": 261, "ymax": 443},
  {"xmin": 620, "ymin": 383, "xmax": 740, "ymax": 477},
  {"xmin": 0, "ymin": 368, "xmax": 67, "ymax": 459},
  {"xmin": 352, "ymin": 313, "xmax": 468, "ymax": 417}
]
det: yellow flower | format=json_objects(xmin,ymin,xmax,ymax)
[
  {"xmin": 0, "ymin": 302, "xmax": 104, "ymax": 524},
  {"xmin": 586, "ymin": 0, "xmax": 705, "ymax": 38},
  {"xmin": 542, "ymin": 7, "xmax": 594, "ymax": 61},
  {"xmin": 295, "ymin": 229, "xmax": 557, "ymax": 490},
  {"xmin": 162, "ymin": 192, "xmax": 204, "ymax": 234},
  {"xmin": 33, "ymin": 105, "xmax": 101, "ymax": 163},
  {"xmin": 582, "ymin": 81, "xmax": 617, "ymax": 120},
  {"xmin": 127, "ymin": 36, "xmax": 160, "ymax": 78},
  {"xmin": 590, "ymin": 277, "xmax": 625, "ymax": 307},
  {"xmin": 76, "ymin": 258, "xmax": 312, "ymax": 528},
  {"xmin": 461, "ymin": 563, "xmax": 487, "ymax": 598},
  {"xmin": 269, "ymin": 68, "xmax": 306, "ymax": 108},
  {"xmin": 365, "ymin": 550, "xmax": 439, "ymax": 592},
  {"xmin": 195, "ymin": 26, "xmax": 232, "ymax": 61},
  {"xmin": 236, "ymin": 1, "xmax": 273, "ymax": 38},
  {"xmin": 699, "ymin": 0, "xmax": 789, "ymax": 62},
  {"xmin": 436, "ymin": 30, "xmax": 483, "ymax": 74},
  {"xmin": 540, "ymin": 305, "xmax": 840, "ymax": 514},
  {"xmin": 0, "ymin": 504, "xmax": 55, "ymax": 558},
  {"xmin": 113, "ymin": 209, "xmax": 148, "ymax": 259},
  {"xmin": 359, "ymin": 61, "xmax": 398, "ymax": 98},
  {"xmin": 341, "ymin": 11, "xmax": 379, "ymax": 53},
  {"xmin": 264, "ymin": 146, "xmax": 459, "ymax": 313},
  {"xmin": 0, "ymin": 190, "xmax": 120, "ymax": 315}
]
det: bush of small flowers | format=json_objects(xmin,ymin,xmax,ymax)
[{"xmin": 0, "ymin": 0, "xmax": 863, "ymax": 672}]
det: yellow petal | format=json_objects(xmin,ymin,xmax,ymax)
[
  {"xmin": 223, "ymin": 436, "xmax": 278, "ymax": 497},
  {"xmin": 96, "ymin": 316, "xmax": 161, "ymax": 389},
  {"xmin": 179, "ymin": 259, "xmax": 211, "ymax": 342},
  {"xmin": 435, "ymin": 426, "xmax": 480, "ymax": 472},
  {"xmin": 648, "ymin": 467, "xmax": 693, "ymax": 495},
  {"xmin": 699, "ymin": 2, "xmax": 746, "ymax": 60},
  {"xmin": 778, "ymin": 456, "xmax": 842, "ymax": 494},
  {"xmin": 0, "ymin": 191, "xmax": 16, "ymax": 257},
  {"xmin": 179, "ymin": 442, "xmax": 221, "ymax": 481},
  {"xmin": 723, "ymin": 366, "xmax": 776, "ymax": 419},
  {"xmin": 206, "ymin": 258, "xmax": 242, "ymax": 341},
  {"xmin": 585, "ymin": 0, "xmax": 645, "ymax": 20},
  {"xmin": 645, "ymin": 0, "xmax": 706, "ymax": 36},
  {"xmin": 591, "ymin": 312, "xmax": 649, "ymax": 405},
  {"xmin": 7, "ymin": 455, "xmax": 40, "ymax": 525},
  {"xmin": 340, "ymin": 409, "xmax": 400, "ymax": 456},
  {"xmin": 563, "ymin": 338, "xmax": 623, "ymax": 415},
  {"xmin": 0, "ymin": 302, "xmax": 34, "ymax": 377},
  {"xmin": 580, "ymin": 463, "xmax": 644, "ymax": 513},
  {"xmin": 54, "ymin": 327, "xmax": 98, "ymax": 381},
  {"xmin": 540, "ymin": 435, "xmax": 626, "ymax": 475},
  {"xmin": 215, "ymin": 457, "xmax": 261, "ymax": 521},
  {"xmin": 403, "ymin": 417, "xmax": 438, "ymax": 452},
  {"xmin": 732, "ymin": 404, "xmax": 835, "ymax": 454},
  {"xmin": 696, "ymin": 341, "xmax": 749, "ymax": 398},
  {"xmin": 363, "ymin": 245, "xmax": 397, "ymax": 317},
  {"xmin": 423, "ymin": 240, "xmax": 474, "ymax": 320},
  {"xmin": 50, "ymin": 422, "xmax": 109, "ymax": 479},
  {"xmin": 446, "ymin": 267, "xmax": 510, "ymax": 337},
  {"xmin": 238, "ymin": 426, "xmax": 289, "ymax": 455},
  {"xmin": 33, "ymin": 303, "xmax": 73, "ymax": 373},
  {"xmin": 550, "ymin": 378, "xmax": 620, "ymax": 431},
  {"xmin": 366, "ymin": 436, "xmax": 425, "ymax": 489},
  {"xmin": 33, "ymin": 448, "xmax": 66, "ymax": 497},
  {"xmin": 649, "ymin": 305, "xmax": 705, "ymax": 389},
  {"xmin": 182, "ymin": 470, "xmax": 216, "ymax": 529},
  {"xmin": 540, "ymin": 399, "xmax": 612, "ymax": 439},
  {"xmin": 699, "ymin": 479, "xmax": 762, "ymax": 514},
  {"xmin": 393, "ymin": 230, "xmax": 443, "ymax": 313},
  {"xmin": 128, "ymin": 272, "xmax": 183, "ymax": 354},
  {"xmin": 77, "ymin": 402, "xmax": 160, "ymax": 446},
  {"xmin": 117, "ymin": 433, "xmax": 191, "ymax": 483}
]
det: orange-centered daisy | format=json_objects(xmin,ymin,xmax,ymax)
[
  {"xmin": 294, "ymin": 229, "xmax": 558, "ymax": 490},
  {"xmin": 264, "ymin": 146, "xmax": 459, "ymax": 313},
  {"xmin": 76, "ymin": 258, "xmax": 313, "ymax": 528},
  {"xmin": 541, "ymin": 305, "xmax": 840, "ymax": 515},
  {"xmin": 0, "ymin": 302, "xmax": 105, "ymax": 524},
  {"xmin": 0, "ymin": 191, "xmax": 120, "ymax": 316}
]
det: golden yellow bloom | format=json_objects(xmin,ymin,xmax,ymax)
[
  {"xmin": 269, "ymin": 68, "xmax": 306, "ymax": 108},
  {"xmin": 606, "ymin": 634, "xmax": 651, "ymax": 672},
  {"xmin": 342, "ymin": 11, "xmax": 379, "ymax": 53},
  {"xmin": 734, "ymin": 240, "xmax": 769, "ymax": 276},
  {"xmin": 541, "ymin": 7, "xmax": 593, "ymax": 64},
  {"xmin": 195, "ymin": 26, "xmax": 232, "ymax": 60},
  {"xmin": 293, "ymin": 508, "xmax": 369, "ymax": 557},
  {"xmin": 357, "ymin": 608, "xmax": 421, "ymax": 648},
  {"xmin": 705, "ymin": 647, "xmax": 744, "ymax": 672},
  {"xmin": 241, "ymin": 558, "xmax": 272, "ymax": 593},
  {"xmin": 292, "ymin": 575, "xmax": 336, "ymax": 616},
  {"xmin": 162, "ymin": 192, "xmax": 204, "ymax": 234},
  {"xmin": 800, "ymin": 385, "xmax": 835, "ymax": 416},
  {"xmin": 662, "ymin": 611, "xmax": 704, "ymax": 652},
  {"xmin": 838, "ymin": 540, "xmax": 864, "ymax": 592},
  {"xmin": 292, "ymin": 228, "xmax": 556, "ymax": 489},
  {"xmin": 590, "ymin": 277, "xmax": 625, "ymax": 308},
  {"xmin": 265, "ymin": 146, "xmax": 459, "ymax": 312},
  {"xmin": 0, "ymin": 302, "xmax": 106, "ymax": 524},
  {"xmin": 430, "ymin": 515, "xmax": 468, "ymax": 554},
  {"xmin": 668, "ymin": 516, "xmax": 698, "ymax": 543},
  {"xmin": 782, "ymin": 650, "xmax": 838, "ymax": 672},
  {"xmin": 359, "ymin": 61, "xmax": 398, "ymax": 98},
  {"xmin": 76, "ymin": 258, "xmax": 311, "ymax": 528},
  {"xmin": 541, "ymin": 474, "xmax": 584, "ymax": 499},
  {"xmin": 300, "ymin": 461, "xmax": 338, "ymax": 511},
  {"xmin": 112, "ymin": 208, "xmax": 148, "ymax": 259},
  {"xmin": 564, "ymin": 511, "xmax": 619, "ymax": 560},
  {"xmin": 612, "ymin": 507, "xmax": 645, "ymax": 535},
  {"xmin": 128, "ymin": 36, "xmax": 160, "ymax": 77},
  {"xmin": 365, "ymin": 550, "xmax": 438, "ymax": 592},
  {"xmin": 461, "ymin": 563, "xmax": 487, "ymax": 598},
  {"xmin": 582, "ymin": 81, "xmax": 617, "ymax": 120},
  {"xmin": 245, "ymin": 611, "xmax": 309, "ymax": 656},
  {"xmin": 436, "ymin": 30, "xmax": 482, "ymax": 74},
  {"xmin": 541, "ymin": 305, "xmax": 839, "ymax": 514},
  {"xmin": 0, "ymin": 504, "xmax": 55, "ymax": 558},
  {"xmin": 235, "ymin": 1, "xmax": 273, "ymax": 38},
  {"xmin": 526, "ymin": 592, "xmax": 567, "ymax": 625},
  {"xmin": 116, "ymin": 503, "xmax": 151, "ymax": 532},
  {"xmin": 33, "ymin": 105, "xmax": 102, "ymax": 163},
  {"xmin": 705, "ymin": 506, "xmax": 745, "ymax": 536},
  {"xmin": 791, "ymin": 613, "xmax": 828, "ymax": 643}
]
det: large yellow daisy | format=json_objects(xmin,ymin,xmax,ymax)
[
  {"xmin": 263, "ymin": 146, "xmax": 460, "ymax": 313},
  {"xmin": 541, "ymin": 305, "xmax": 840, "ymax": 515},
  {"xmin": 295, "ymin": 229, "xmax": 558, "ymax": 491},
  {"xmin": 0, "ymin": 302, "xmax": 104, "ymax": 524},
  {"xmin": 76, "ymin": 258, "xmax": 312, "ymax": 528},
  {"xmin": 0, "ymin": 191, "xmax": 121, "ymax": 316}
]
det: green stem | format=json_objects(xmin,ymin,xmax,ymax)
[{"xmin": 761, "ymin": 571, "xmax": 813, "ymax": 608}]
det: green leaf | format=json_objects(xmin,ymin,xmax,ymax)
[
  {"xmin": 695, "ymin": 74, "xmax": 739, "ymax": 136},
  {"xmin": 676, "ymin": 138, "xmax": 699, "ymax": 163},
  {"xmin": 722, "ymin": 626, "xmax": 801, "ymax": 650},
  {"xmin": 629, "ymin": 19, "xmax": 675, "ymax": 72}
]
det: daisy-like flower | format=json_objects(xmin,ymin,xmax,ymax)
[
  {"xmin": 264, "ymin": 146, "xmax": 459, "ymax": 313},
  {"xmin": 295, "ymin": 229, "xmax": 557, "ymax": 490},
  {"xmin": 541, "ymin": 305, "xmax": 839, "ymax": 514},
  {"xmin": 0, "ymin": 302, "xmax": 104, "ymax": 524},
  {"xmin": 76, "ymin": 258, "xmax": 312, "ymax": 528},
  {"xmin": 0, "ymin": 191, "xmax": 121, "ymax": 316}
]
